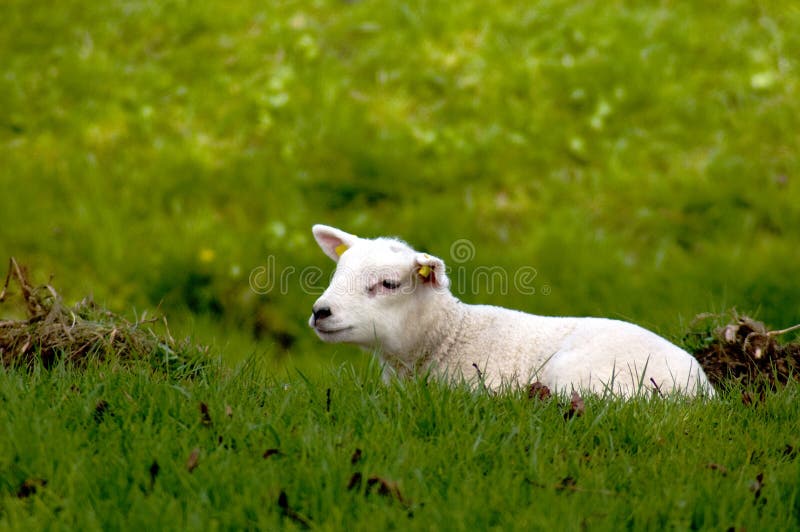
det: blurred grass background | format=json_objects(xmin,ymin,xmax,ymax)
[{"xmin": 2, "ymin": 0, "xmax": 799, "ymax": 367}]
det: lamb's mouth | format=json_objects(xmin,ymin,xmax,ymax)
[{"xmin": 315, "ymin": 326, "xmax": 353, "ymax": 335}]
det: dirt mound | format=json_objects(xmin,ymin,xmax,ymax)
[
  {"xmin": 0, "ymin": 258, "xmax": 208, "ymax": 375},
  {"xmin": 687, "ymin": 311, "xmax": 800, "ymax": 390}
]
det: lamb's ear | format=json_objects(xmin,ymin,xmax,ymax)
[
  {"xmin": 312, "ymin": 224, "xmax": 360, "ymax": 262},
  {"xmin": 415, "ymin": 253, "xmax": 449, "ymax": 289}
]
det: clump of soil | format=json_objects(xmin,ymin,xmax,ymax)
[
  {"xmin": 0, "ymin": 258, "xmax": 208, "ymax": 375},
  {"xmin": 687, "ymin": 311, "xmax": 800, "ymax": 390}
]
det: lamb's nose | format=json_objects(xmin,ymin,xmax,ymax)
[{"xmin": 312, "ymin": 306, "xmax": 332, "ymax": 324}]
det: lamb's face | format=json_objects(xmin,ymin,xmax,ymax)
[{"xmin": 309, "ymin": 225, "xmax": 448, "ymax": 353}]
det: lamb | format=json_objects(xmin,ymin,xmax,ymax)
[{"xmin": 308, "ymin": 224, "xmax": 713, "ymax": 397}]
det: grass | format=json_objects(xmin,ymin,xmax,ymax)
[
  {"xmin": 2, "ymin": 0, "xmax": 799, "ymax": 358},
  {"xmin": 1, "ymin": 357, "xmax": 799, "ymax": 530},
  {"xmin": 2, "ymin": 0, "xmax": 800, "ymax": 529}
]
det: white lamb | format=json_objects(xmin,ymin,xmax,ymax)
[{"xmin": 308, "ymin": 224, "xmax": 713, "ymax": 397}]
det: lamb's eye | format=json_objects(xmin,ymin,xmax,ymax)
[{"xmin": 382, "ymin": 279, "xmax": 401, "ymax": 290}]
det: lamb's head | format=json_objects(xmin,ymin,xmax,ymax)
[{"xmin": 309, "ymin": 224, "xmax": 450, "ymax": 354}]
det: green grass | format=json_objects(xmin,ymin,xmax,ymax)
[
  {"xmin": 1, "ymin": 358, "xmax": 799, "ymax": 530},
  {"xmin": 2, "ymin": 0, "xmax": 799, "ymax": 358},
  {"xmin": 2, "ymin": 0, "xmax": 800, "ymax": 529}
]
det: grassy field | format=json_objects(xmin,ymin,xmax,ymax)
[
  {"xmin": 2, "ymin": 0, "xmax": 800, "ymax": 529},
  {"xmin": 2, "ymin": 0, "xmax": 799, "ymax": 354},
  {"xmin": 2, "ymin": 358, "xmax": 799, "ymax": 530}
]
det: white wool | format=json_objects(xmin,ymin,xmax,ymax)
[{"xmin": 308, "ymin": 224, "xmax": 714, "ymax": 397}]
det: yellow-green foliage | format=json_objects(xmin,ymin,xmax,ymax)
[
  {"xmin": 1, "ymin": 3, "xmax": 800, "ymax": 527},
  {"xmin": 1, "ymin": 1, "xmax": 799, "ymax": 360}
]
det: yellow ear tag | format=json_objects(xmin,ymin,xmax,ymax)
[
  {"xmin": 418, "ymin": 265, "xmax": 431, "ymax": 278},
  {"xmin": 335, "ymin": 244, "xmax": 348, "ymax": 257}
]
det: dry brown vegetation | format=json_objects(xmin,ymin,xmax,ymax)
[
  {"xmin": 0, "ymin": 258, "xmax": 207, "ymax": 374},
  {"xmin": 687, "ymin": 312, "xmax": 800, "ymax": 390}
]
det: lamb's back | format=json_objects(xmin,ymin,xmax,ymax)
[
  {"xmin": 442, "ymin": 305, "xmax": 707, "ymax": 394},
  {"xmin": 443, "ymin": 304, "xmax": 580, "ymax": 383}
]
